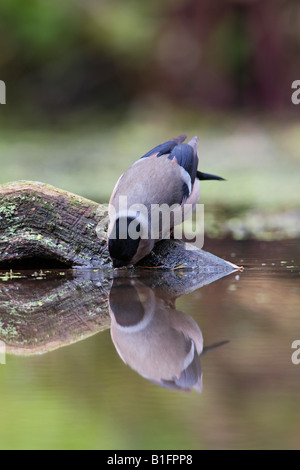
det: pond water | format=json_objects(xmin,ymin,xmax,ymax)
[{"xmin": 0, "ymin": 239, "xmax": 299, "ymax": 450}]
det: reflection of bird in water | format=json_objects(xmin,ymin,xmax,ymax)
[{"xmin": 109, "ymin": 278, "xmax": 204, "ymax": 392}]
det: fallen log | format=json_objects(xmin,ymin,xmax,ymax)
[
  {"xmin": 0, "ymin": 181, "xmax": 240, "ymax": 271},
  {"xmin": 0, "ymin": 181, "xmax": 110, "ymax": 268}
]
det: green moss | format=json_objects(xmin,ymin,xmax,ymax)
[
  {"xmin": 0, "ymin": 322, "xmax": 18, "ymax": 338},
  {"xmin": 0, "ymin": 203, "xmax": 18, "ymax": 219}
]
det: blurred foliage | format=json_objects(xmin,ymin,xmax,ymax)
[
  {"xmin": 0, "ymin": 0, "xmax": 174, "ymax": 116},
  {"xmin": 0, "ymin": 0, "xmax": 299, "ymax": 117}
]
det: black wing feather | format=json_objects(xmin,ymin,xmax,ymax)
[
  {"xmin": 169, "ymin": 143, "xmax": 198, "ymax": 184},
  {"xmin": 141, "ymin": 135, "xmax": 187, "ymax": 159}
]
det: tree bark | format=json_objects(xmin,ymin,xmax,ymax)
[{"xmin": 0, "ymin": 181, "xmax": 240, "ymax": 271}]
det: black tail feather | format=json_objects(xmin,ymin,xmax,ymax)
[{"xmin": 197, "ymin": 171, "xmax": 225, "ymax": 181}]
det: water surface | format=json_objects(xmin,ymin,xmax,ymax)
[{"xmin": 0, "ymin": 239, "xmax": 299, "ymax": 450}]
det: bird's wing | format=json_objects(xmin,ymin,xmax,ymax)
[
  {"xmin": 140, "ymin": 135, "xmax": 199, "ymax": 201},
  {"xmin": 169, "ymin": 136, "xmax": 199, "ymax": 185},
  {"xmin": 140, "ymin": 135, "xmax": 224, "ymax": 183},
  {"xmin": 140, "ymin": 135, "xmax": 187, "ymax": 159},
  {"xmin": 112, "ymin": 156, "xmax": 185, "ymax": 208}
]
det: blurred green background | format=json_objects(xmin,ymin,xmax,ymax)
[{"xmin": 0, "ymin": 0, "xmax": 300, "ymax": 238}]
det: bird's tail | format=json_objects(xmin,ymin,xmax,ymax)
[{"xmin": 196, "ymin": 171, "xmax": 225, "ymax": 181}]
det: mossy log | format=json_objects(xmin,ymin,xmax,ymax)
[
  {"xmin": 0, "ymin": 181, "xmax": 110, "ymax": 268},
  {"xmin": 0, "ymin": 181, "xmax": 240, "ymax": 271}
]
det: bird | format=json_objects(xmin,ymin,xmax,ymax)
[{"xmin": 108, "ymin": 135, "xmax": 224, "ymax": 267}]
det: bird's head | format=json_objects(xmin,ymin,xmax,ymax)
[{"xmin": 108, "ymin": 214, "xmax": 154, "ymax": 268}]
